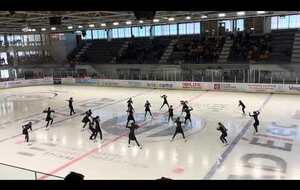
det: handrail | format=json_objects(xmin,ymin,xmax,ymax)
[{"xmin": 0, "ymin": 162, "xmax": 64, "ymax": 180}]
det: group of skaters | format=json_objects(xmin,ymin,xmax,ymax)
[
  {"xmin": 124, "ymin": 95, "xmax": 194, "ymax": 148},
  {"xmin": 21, "ymin": 96, "xmax": 261, "ymax": 149}
]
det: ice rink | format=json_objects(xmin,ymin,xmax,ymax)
[{"xmin": 0, "ymin": 85, "xmax": 299, "ymax": 180}]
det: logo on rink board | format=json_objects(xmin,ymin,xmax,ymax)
[
  {"xmin": 101, "ymin": 112, "xmax": 205, "ymax": 142},
  {"xmin": 182, "ymin": 82, "xmax": 201, "ymax": 89}
]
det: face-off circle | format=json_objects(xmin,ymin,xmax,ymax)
[{"xmin": 101, "ymin": 112, "xmax": 206, "ymax": 143}]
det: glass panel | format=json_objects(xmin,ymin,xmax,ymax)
[
  {"xmin": 170, "ymin": 24, "xmax": 177, "ymax": 35},
  {"xmin": 124, "ymin": 27, "xmax": 131, "ymax": 38},
  {"xmin": 271, "ymin": 16, "xmax": 278, "ymax": 29},
  {"xmin": 186, "ymin": 23, "xmax": 194, "ymax": 34},
  {"xmin": 161, "ymin": 25, "xmax": 170, "ymax": 36},
  {"xmin": 194, "ymin": 22, "xmax": 200, "ymax": 34},
  {"xmin": 278, "ymin": 16, "xmax": 289, "ymax": 29},
  {"xmin": 145, "ymin": 26, "xmax": 150, "ymax": 36},
  {"xmin": 178, "ymin": 23, "xmax": 186, "ymax": 35},
  {"xmin": 92, "ymin": 30, "xmax": 98, "ymax": 39},
  {"xmin": 236, "ymin": 19, "xmax": 244, "ymax": 31},
  {"xmin": 154, "ymin": 25, "xmax": 162, "ymax": 36},
  {"xmin": 112, "ymin": 28, "xmax": 119, "ymax": 38}
]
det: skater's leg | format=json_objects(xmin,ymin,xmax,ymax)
[
  {"xmin": 160, "ymin": 103, "xmax": 164, "ymax": 110},
  {"xmin": 99, "ymin": 130, "xmax": 103, "ymax": 140},
  {"xmin": 134, "ymin": 139, "xmax": 140, "ymax": 147},
  {"xmin": 181, "ymin": 132, "xmax": 186, "ymax": 139},
  {"xmin": 171, "ymin": 131, "xmax": 178, "ymax": 141},
  {"xmin": 220, "ymin": 136, "xmax": 224, "ymax": 143},
  {"xmin": 254, "ymin": 123, "xmax": 258, "ymax": 133},
  {"xmin": 149, "ymin": 110, "xmax": 153, "ymax": 118},
  {"xmin": 89, "ymin": 133, "xmax": 94, "ymax": 140},
  {"xmin": 50, "ymin": 118, "xmax": 53, "ymax": 125}
]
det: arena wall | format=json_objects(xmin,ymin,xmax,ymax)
[{"xmin": 1, "ymin": 77, "xmax": 300, "ymax": 95}]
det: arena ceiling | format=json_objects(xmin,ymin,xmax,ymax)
[{"xmin": 0, "ymin": 11, "xmax": 298, "ymax": 34}]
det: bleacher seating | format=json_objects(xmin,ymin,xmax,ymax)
[
  {"xmin": 270, "ymin": 29, "xmax": 296, "ymax": 63},
  {"xmin": 168, "ymin": 34, "xmax": 225, "ymax": 64},
  {"xmin": 228, "ymin": 29, "xmax": 296, "ymax": 63},
  {"xmin": 118, "ymin": 36, "xmax": 171, "ymax": 64},
  {"xmin": 73, "ymin": 39, "xmax": 125, "ymax": 64}
]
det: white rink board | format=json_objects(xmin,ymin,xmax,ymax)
[{"xmin": 61, "ymin": 77, "xmax": 300, "ymax": 94}]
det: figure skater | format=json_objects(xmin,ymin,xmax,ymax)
[
  {"xmin": 249, "ymin": 111, "xmax": 260, "ymax": 133},
  {"xmin": 160, "ymin": 95, "xmax": 169, "ymax": 110},
  {"xmin": 81, "ymin": 109, "xmax": 92, "ymax": 129},
  {"xmin": 127, "ymin": 122, "xmax": 142, "ymax": 149},
  {"xmin": 217, "ymin": 122, "xmax": 228, "ymax": 145},
  {"xmin": 144, "ymin": 100, "xmax": 153, "ymax": 120},
  {"xmin": 171, "ymin": 117, "xmax": 187, "ymax": 142},
  {"xmin": 22, "ymin": 121, "xmax": 32, "ymax": 143},
  {"xmin": 89, "ymin": 116, "xmax": 102, "ymax": 142},
  {"xmin": 43, "ymin": 107, "xmax": 55, "ymax": 128},
  {"xmin": 238, "ymin": 100, "xmax": 246, "ymax": 115},
  {"xmin": 67, "ymin": 97, "xmax": 76, "ymax": 116}
]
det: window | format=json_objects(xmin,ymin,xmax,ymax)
[
  {"xmin": 178, "ymin": 22, "xmax": 200, "ymax": 35},
  {"xmin": 194, "ymin": 22, "xmax": 201, "ymax": 33},
  {"xmin": 178, "ymin": 23, "xmax": 186, "ymax": 35},
  {"xmin": 124, "ymin": 28, "xmax": 131, "ymax": 38},
  {"xmin": 0, "ymin": 70, "xmax": 9, "ymax": 78},
  {"xmin": 170, "ymin": 24, "xmax": 177, "ymax": 35},
  {"xmin": 83, "ymin": 30, "xmax": 92, "ymax": 40},
  {"xmin": 112, "ymin": 27, "xmax": 131, "ymax": 39},
  {"xmin": 112, "ymin": 28, "xmax": 119, "ymax": 38},
  {"xmin": 235, "ymin": 19, "xmax": 244, "ymax": 31},
  {"xmin": 154, "ymin": 25, "xmax": 163, "ymax": 36},
  {"xmin": 271, "ymin": 14, "xmax": 300, "ymax": 30},
  {"xmin": 186, "ymin": 23, "xmax": 194, "ymax": 34},
  {"xmin": 0, "ymin": 52, "xmax": 7, "ymax": 65},
  {"xmin": 132, "ymin": 26, "xmax": 150, "ymax": 37},
  {"xmin": 271, "ymin": 16, "xmax": 278, "ymax": 29},
  {"xmin": 219, "ymin": 20, "xmax": 233, "ymax": 32},
  {"xmin": 278, "ymin": 16, "xmax": 289, "ymax": 29},
  {"xmin": 161, "ymin": 25, "xmax": 170, "ymax": 36}
]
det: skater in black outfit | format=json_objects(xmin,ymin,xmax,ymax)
[
  {"xmin": 126, "ymin": 122, "xmax": 142, "ymax": 149},
  {"xmin": 144, "ymin": 100, "xmax": 153, "ymax": 120},
  {"xmin": 171, "ymin": 117, "xmax": 187, "ymax": 142},
  {"xmin": 67, "ymin": 97, "xmax": 76, "ymax": 116},
  {"xmin": 249, "ymin": 111, "xmax": 260, "ymax": 133},
  {"xmin": 217, "ymin": 122, "xmax": 228, "ymax": 145},
  {"xmin": 160, "ymin": 95, "xmax": 169, "ymax": 110},
  {"xmin": 127, "ymin": 98, "xmax": 134, "ymax": 112},
  {"xmin": 81, "ymin": 109, "xmax": 92, "ymax": 129},
  {"xmin": 89, "ymin": 116, "xmax": 102, "ymax": 142},
  {"xmin": 126, "ymin": 107, "xmax": 135, "ymax": 127},
  {"xmin": 168, "ymin": 105, "xmax": 174, "ymax": 122},
  {"xmin": 22, "ymin": 122, "xmax": 32, "ymax": 142},
  {"xmin": 184, "ymin": 107, "xmax": 193, "ymax": 125},
  {"xmin": 180, "ymin": 100, "xmax": 189, "ymax": 114},
  {"xmin": 238, "ymin": 100, "xmax": 246, "ymax": 115},
  {"xmin": 43, "ymin": 107, "xmax": 55, "ymax": 128}
]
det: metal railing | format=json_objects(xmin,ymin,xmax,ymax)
[
  {"xmin": 42, "ymin": 69, "xmax": 300, "ymax": 85},
  {"xmin": 0, "ymin": 162, "xmax": 64, "ymax": 180}
]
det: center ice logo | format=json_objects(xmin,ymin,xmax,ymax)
[{"xmin": 101, "ymin": 112, "xmax": 206, "ymax": 142}]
